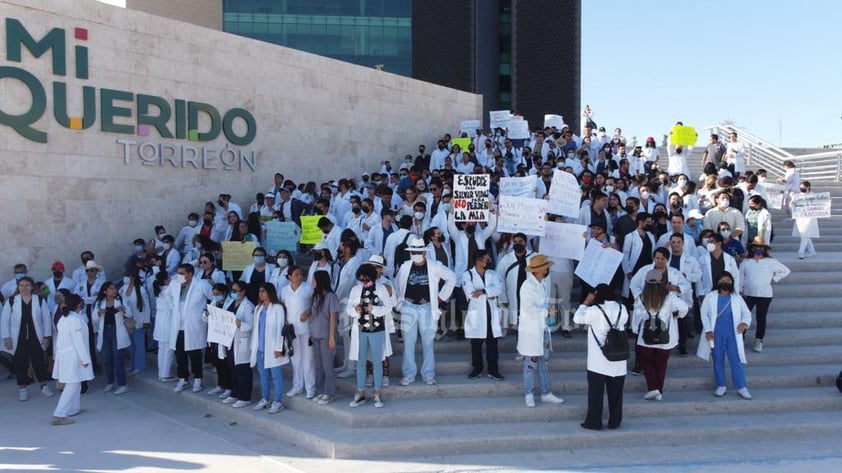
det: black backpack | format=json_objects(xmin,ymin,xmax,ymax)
[
  {"xmin": 393, "ymin": 232, "xmax": 413, "ymax": 271},
  {"xmin": 836, "ymin": 370, "xmax": 842, "ymax": 393},
  {"xmin": 591, "ymin": 304, "xmax": 630, "ymax": 361},
  {"xmin": 642, "ymin": 309, "xmax": 670, "ymax": 345}
]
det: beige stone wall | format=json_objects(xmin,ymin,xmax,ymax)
[
  {"xmin": 126, "ymin": 0, "xmax": 223, "ymax": 30},
  {"xmin": 0, "ymin": 0, "xmax": 482, "ymax": 281}
]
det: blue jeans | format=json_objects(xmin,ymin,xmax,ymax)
[
  {"xmin": 130, "ymin": 326, "xmax": 147, "ymax": 371},
  {"xmin": 101, "ymin": 325, "xmax": 127, "ymax": 386},
  {"xmin": 400, "ymin": 302, "xmax": 437, "ymax": 381},
  {"xmin": 256, "ymin": 351, "xmax": 283, "ymax": 402},
  {"xmin": 523, "ymin": 331, "xmax": 550, "ymax": 395},
  {"xmin": 713, "ymin": 328, "xmax": 746, "ymax": 389},
  {"xmin": 357, "ymin": 331, "xmax": 386, "ymax": 390}
]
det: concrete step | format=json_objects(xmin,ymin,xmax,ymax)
[
  {"xmin": 763, "ymin": 296, "xmax": 842, "ymax": 312},
  {"xmin": 772, "ymin": 235, "xmax": 842, "ymax": 243},
  {"xmin": 771, "ymin": 283, "xmax": 842, "ymax": 297},
  {"xmin": 780, "ymin": 272, "xmax": 842, "ymax": 284}
]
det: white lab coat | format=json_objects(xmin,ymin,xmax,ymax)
[
  {"xmin": 573, "ymin": 301, "xmax": 629, "ymax": 377},
  {"xmin": 365, "ymin": 222, "xmax": 398, "ymax": 257},
  {"xmin": 462, "ymin": 268, "xmax": 505, "ymax": 339},
  {"xmin": 52, "ymin": 311, "xmax": 94, "ymax": 383},
  {"xmin": 93, "ymin": 298, "xmax": 133, "ymax": 351},
  {"xmin": 240, "ymin": 264, "xmax": 277, "ymax": 286},
  {"xmin": 1, "ymin": 295, "xmax": 52, "ymax": 353},
  {"xmin": 346, "ymin": 282, "xmax": 395, "ymax": 361},
  {"xmin": 120, "ymin": 284, "xmax": 151, "ymax": 325},
  {"xmin": 696, "ymin": 292, "xmax": 752, "ymax": 363},
  {"xmin": 448, "ymin": 212, "xmax": 498, "ymax": 283},
  {"xmin": 517, "ymin": 273, "xmax": 551, "ymax": 356},
  {"xmin": 249, "ymin": 303, "xmax": 290, "ymax": 368},
  {"xmin": 394, "ymin": 259, "xmax": 457, "ymax": 322},
  {"xmin": 425, "ymin": 241, "xmax": 453, "ymax": 270},
  {"xmin": 153, "ymin": 286, "xmax": 173, "ymax": 343},
  {"xmin": 167, "ymin": 278, "xmax": 212, "ymax": 351},
  {"xmin": 696, "ymin": 251, "xmax": 740, "ymax": 296},
  {"xmin": 383, "ymin": 228, "xmax": 413, "ymax": 276},
  {"xmin": 224, "ymin": 297, "xmax": 255, "ymax": 365},
  {"xmin": 632, "ymin": 293, "xmax": 688, "ymax": 350},
  {"xmin": 44, "ymin": 277, "xmax": 76, "ymax": 312},
  {"xmin": 621, "ymin": 230, "xmax": 656, "ymax": 297},
  {"xmin": 496, "ymin": 250, "xmax": 535, "ymax": 325}
]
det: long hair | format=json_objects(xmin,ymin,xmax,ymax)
[
  {"xmin": 641, "ymin": 271, "xmax": 668, "ymax": 313},
  {"xmin": 62, "ymin": 293, "xmax": 83, "ymax": 317},
  {"xmin": 312, "ymin": 270, "xmax": 334, "ymax": 310},
  {"xmin": 153, "ymin": 270, "xmax": 169, "ymax": 297},
  {"xmin": 259, "ymin": 282, "xmax": 280, "ymax": 305},
  {"xmin": 126, "ymin": 271, "xmax": 144, "ymax": 313},
  {"xmin": 95, "ymin": 281, "xmax": 117, "ymax": 306}
]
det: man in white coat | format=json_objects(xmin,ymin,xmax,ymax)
[
  {"xmin": 463, "ymin": 250, "xmax": 505, "ymax": 380},
  {"xmin": 169, "ymin": 264, "xmax": 213, "ymax": 393},
  {"xmin": 667, "ymin": 233, "xmax": 702, "ymax": 355},
  {"xmin": 496, "ymin": 233, "xmax": 535, "ymax": 332},
  {"xmin": 394, "ymin": 238, "xmax": 456, "ymax": 386}
]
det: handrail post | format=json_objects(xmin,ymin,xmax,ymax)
[{"xmin": 836, "ymin": 154, "xmax": 842, "ymax": 182}]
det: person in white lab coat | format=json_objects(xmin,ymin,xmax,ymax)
[
  {"xmin": 121, "ymin": 271, "xmax": 151, "ymax": 375},
  {"xmin": 50, "ymin": 294, "xmax": 94, "ymax": 425},
  {"xmin": 463, "ymin": 250, "xmax": 505, "ymax": 380},
  {"xmin": 151, "ymin": 271, "xmax": 176, "ymax": 382},
  {"xmin": 93, "ymin": 282, "xmax": 133, "ymax": 395},
  {"xmin": 222, "ymin": 280, "xmax": 255, "ymax": 408},
  {"xmin": 281, "ymin": 266, "xmax": 315, "ymax": 399},
  {"xmin": 249, "ymin": 283, "xmax": 290, "ymax": 414},
  {"xmin": 169, "ymin": 264, "xmax": 213, "ymax": 394}
]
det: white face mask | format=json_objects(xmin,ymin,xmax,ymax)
[
  {"xmin": 701, "ymin": 237, "xmax": 709, "ymax": 247},
  {"xmin": 176, "ymin": 274, "xmax": 187, "ymax": 285},
  {"xmin": 640, "ymin": 191, "xmax": 649, "ymax": 200},
  {"xmin": 720, "ymin": 230, "xmax": 731, "ymax": 238},
  {"xmin": 163, "ymin": 243, "xmax": 171, "ymax": 251},
  {"xmin": 411, "ymin": 254, "xmax": 425, "ymax": 264},
  {"xmin": 604, "ymin": 185, "xmax": 614, "ymax": 193},
  {"xmin": 706, "ymin": 243, "xmax": 716, "ymax": 253},
  {"xmin": 718, "ymin": 199, "xmax": 730, "ymax": 209},
  {"xmin": 414, "ymin": 211, "xmax": 425, "ymax": 221},
  {"xmin": 677, "ymin": 179, "xmax": 687, "ymax": 186},
  {"xmin": 188, "ymin": 220, "xmax": 198, "ymax": 227},
  {"xmin": 277, "ymin": 257, "xmax": 288, "ymax": 268}
]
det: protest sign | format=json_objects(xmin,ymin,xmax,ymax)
[
  {"xmin": 460, "ymin": 120, "xmax": 481, "ymax": 137},
  {"xmin": 544, "ymin": 114, "xmax": 564, "ymax": 129},
  {"xmin": 508, "ymin": 117, "xmax": 530, "ymax": 140},
  {"xmin": 574, "ymin": 241, "xmax": 623, "ymax": 287},
  {"xmin": 792, "ymin": 192, "xmax": 831, "ymax": 218},
  {"xmin": 453, "ymin": 174, "xmax": 490, "ymax": 222},
  {"xmin": 221, "ymin": 241, "xmax": 257, "ymax": 271},
  {"xmin": 547, "ymin": 170, "xmax": 582, "ymax": 218},
  {"xmin": 489, "ymin": 110, "xmax": 511, "ymax": 129},
  {"xmin": 540, "ymin": 222, "xmax": 587, "ymax": 261},
  {"xmin": 299, "ymin": 216, "xmax": 325, "ymax": 244},
  {"xmin": 499, "ymin": 175, "xmax": 537, "ymax": 198},
  {"xmin": 670, "ymin": 125, "xmax": 698, "ymax": 146},
  {"xmin": 265, "ymin": 221, "xmax": 299, "ymax": 253},
  {"xmin": 762, "ymin": 183, "xmax": 785, "ymax": 210},
  {"xmin": 451, "ymin": 137, "xmax": 472, "ymax": 152},
  {"xmin": 206, "ymin": 305, "xmax": 238, "ymax": 348},
  {"xmin": 498, "ymin": 196, "xmax": 547, "ymax": 236}
]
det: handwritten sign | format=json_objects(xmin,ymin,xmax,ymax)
[
  {"xmin": 762, "ymin": 183, "xmax": 785, "ymax": 210},
  {"xmin": 499, "ymin": 175, "xmax": 537, "ymax": 198},
  {"xmin": 793, "ymin": 192, "xmax": 831, "ymax": 218},
  {"xmin": 544, "ymin": 114, "xmax": 564, "ymax": 129},
  {"xmin": 265, "ymin": 221, "xmax": 299, "ymax": 253},
  {"xmin": 299, "ymin": 216, "xmax": 325, "ymax": 244},
  {"xmin": 508, "ymin": 117, "xmax": 530, "ymax": 140},
  {"xmin": 453, "ymin": 174, "xmax": 490, "ymax": 222},
  {"xmin": 547, "ymin": 170, "xmax": 582, "ymax": 218},
  {"xmin": 574, "ymin": 241, "xmax": 623, "ymax": 287},
  {"xmin": 460, "ymin": 120, "xmax": 481, "ymax": 137},
  {"xmin": 221, "ymin": 241, "xmax": 257, "ymax": 271},
  {"xmin": 489, "ymin": 110, "xmax": 511, "ymax": 130},
  {"xmin": 206, "ymin": 305, "xmax": 238, "ymax": 348},
  {"xmin": 540, "ymin": 222, "xmax": 587, "ymax": 261},
  {"xmin": 451, "ymin": 137, "xmax": 472, "ymax": 152},
  {"xmin": 670, "ymin": 125, "xmax": 698, "ymax": 146},
  {"xmin": 498, "ymin": 196, "xmax": 547, "ymax": 236}
]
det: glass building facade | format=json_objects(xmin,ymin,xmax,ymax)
[{"xmin": 222, "ymin": 0, "xmax": 412, "ymax": 76}]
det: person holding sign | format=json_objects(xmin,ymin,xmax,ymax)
[
  {"xmin": 792, "ymin": 181, "xmax": 819, "ymax": 259},
  {"xmin": 203, "ymin": 284, "xmax": 234, "ymax": 400},
  {"xmin": 223, "ymin": 281, "xmax": 255, "ymax": 408}
]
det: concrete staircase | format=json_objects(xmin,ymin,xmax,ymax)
[{"xmin": 131, "ymin": 155, "xmax": 842, "ymax": 461}]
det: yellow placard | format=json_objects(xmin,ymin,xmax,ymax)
[
  {"xmin": 221, "ymin": 241, "xmax": 257, "ymax": 271},
  {"xmin": 451, "ymin": 137, "xmax": 472, "ymax": 153},
  {"xmin": 670, "ymin": 125, "xmax": 698, "ymax": 146},
  {"xmin": 299, "ymin": 215, "xmax": 325, "ymax": 244}
]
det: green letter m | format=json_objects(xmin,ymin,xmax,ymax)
[{"xmin": 5, "ymin": 18, "xmax": 66, "ymax": 76}]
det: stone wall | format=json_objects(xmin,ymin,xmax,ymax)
[{"xmin": 0, "ymin": 0, "xmax": 482, "ymax": 282}]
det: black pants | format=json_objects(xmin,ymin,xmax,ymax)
[
  {"xmin": 14, "ymin": 337, "xmax": 49, "ymax": 386},
  {"xmin": 583, "ymin": 370, "xmax": 625, "ymax": 430},
  {"xmin": 745, "ymin": 296, "xmax": 772, "ymax": 340},
  {"xmin": 210, "ymin": 344, "xmax": 231, "ymax": 389},
  {"xmin": 677, "ymin": 297, "xmax": 697, "ymax": 349},
  {"xmin": 175, "ymin": 331, "xmax": 203, "ymax": 380},
  {"xmin": 226, "ymin": 355, "xmax": 252, "ymax": 401},
  {"xmin": 0, "ymin": 352, "xmax": 14, "ymax": 376},
  {"xmin": 86, "ymin": 313, "xmax": 99, "ymax": 373},
  {"xmin": 470, "ymin": 308, "xmax": 499, "ymax": 372}
]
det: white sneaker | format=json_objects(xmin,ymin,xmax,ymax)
[
  {"xmin": 192, "ymin": 379, "xmax": 203, "ymax": 393},
  {"xmin": 19, "ymin": 388, "xmax": 29, "ymax": 401},
  {"xmin": 336, "ymin": 369, "xmax": 355, "ymax": 378},
  {"xmin": 737, "ymin": 388, "xmax": 753, "ymax": 400},
  {"xmin": 424, "ymin": 378, "xmax": 438, "ymax": 386},
  {"xmin": 160, "ymin": 377, "xmax": 178, "ymax": 383},
  {"xmin": 286, "ymin": 388, "xmax": 303, "ymax": 397},
  {"xmin": 174, "ymin": 379, "xmax": 187, "ymax": 393},
  {"xmin": 268, "ymin": 401, "xmax": 284, "ymax": 414},
  {"xmin": 312, "ymin": 394, "xmax": 326, "ymax": 402},
  {"xmin": 218, "ymin": 389, "xmax": 231, "ymax": 399},
  {"xmin": 753, "ymin": 339, "xmax": 763, "ymax": 353},
  {"xmin": 349, "ymin": 393, "xmax": 367, "ymax": 408},
  {"xmin": 40, "ymin": 385, "xmax": 56, "ymax": 398},
  {"xmin": 104, "ymin": 383, "xmax": 115, "ymax": 393},
  {"xmin": 253, "ymin": 398, "xmax": 269, "ymax": 410},
  {"xmin": 374, "ymin": 394, "xmax": 384, "ymax": 408},
  {"xmin": 305, "ymin": 391, "xmax": 316, "ymax": 399},
  {"xmin": 221, "ymin": 396, "xmax": 237, "ymax": 404},
  {"xmin": 525, "ymin": 393, "xmax": 535, "ymax": 408},
  {"xmin": 365, "ymin": 374, "xmax": 374, "ymax": 387},
  {"xmin": 399, "ymin": 377, "xmax": 415, "ymax": 386},
  {"xmin": 318, "ymin": 395, "xmax": 336, "ymax": 405},
  {"xmin": 541, "ymin": 392, "xmax": 564, "ymax": 404},
  {"xmin": 232, "ymin": 400, "xmax": 251, "ymax": 408},
  {"xmin": 714, "ymin": 386, "xmax": 727, "ymax": 397},
  {"xmin": 644, "ymin": 390, "xmax": 661, "ymax": 400},
  {"xmin": 207, "ymin": 386, "xmax": 223, "ymax": 396},
  {"xmin": 112, "ymin": 385, "xmax": 129, "ymax": 395},
  {"xmin": 382, "ymin": 376, "xmax": 390, "ymax": 387}
]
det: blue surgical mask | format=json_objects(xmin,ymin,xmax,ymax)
[
  {"xmin": 440, "ymin": 203, "xmax": 452, "ymax": 213},
  {"xmin": 253, "ymin": 255, "xmax": 265, "ymax": 265},
  {"xmin": 212, "ymin": 294, "xmax": 224, "ymax": 303},
  {"xmin": 122, "ymin": 276, "xmax": 130, "ymax": 286},
  {"xmin": 134, "ymin": 245, "xmax": 144, "ymax": 252},
  {"xmin": 228, "ymin": 292, "xmax": 238, "ymax": 302},
  {"xmin": 14, "ymin": 273, "xmax": 25, "ymax": 281}
]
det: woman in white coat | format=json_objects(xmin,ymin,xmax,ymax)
[
  {"xmin": 697, "ymin": 271, "xmax": 753, "ymax": 399},
  {"xmin": 121, "ymin": 271, "xmax": 151, "ymax": 375},
  {"xmin": 93, "ymin": 282, "xmax": 133, "ymax": 395},
  {"xmin": 151, "ymin": 271, "xmax": 176, "ymax": 382},
  {"xmin": 306, "ymin": 242, "xmax": 337, "ymax": 287},
  {"xmin": 240, "ymin": 246, "xmax": 277, "ymax": 305},
  {"xmin": 222, "ymin": 281, "xmax": 254, "ymax": 408},
  {"xmin": 792, "ymin": 180, "xmax": 819, "ymax": 259},
  {"xmin": 632, "ymin": 270, "xmax": 689, "ymax": 401},
  {"xmin": 280, "ymin": 266, "xmax": 315, "ymax": 399},
  {"xmin": 1, "ymin": 276, "xmax": 55, "ymax": 401},
  {"xmin": 517, "ymin": 255, "xmax": 565, "ymax": 407},
  {"xmin": 463, "ymin": 250, "xmax": 506, "ymax": 380},
  {"xmin": 51, "ymin": 294, "xmax": 94, "ymax": 425},
  {"xmin": 249, "ymin": 282, "xmax": 289, "ymax": 414}
]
